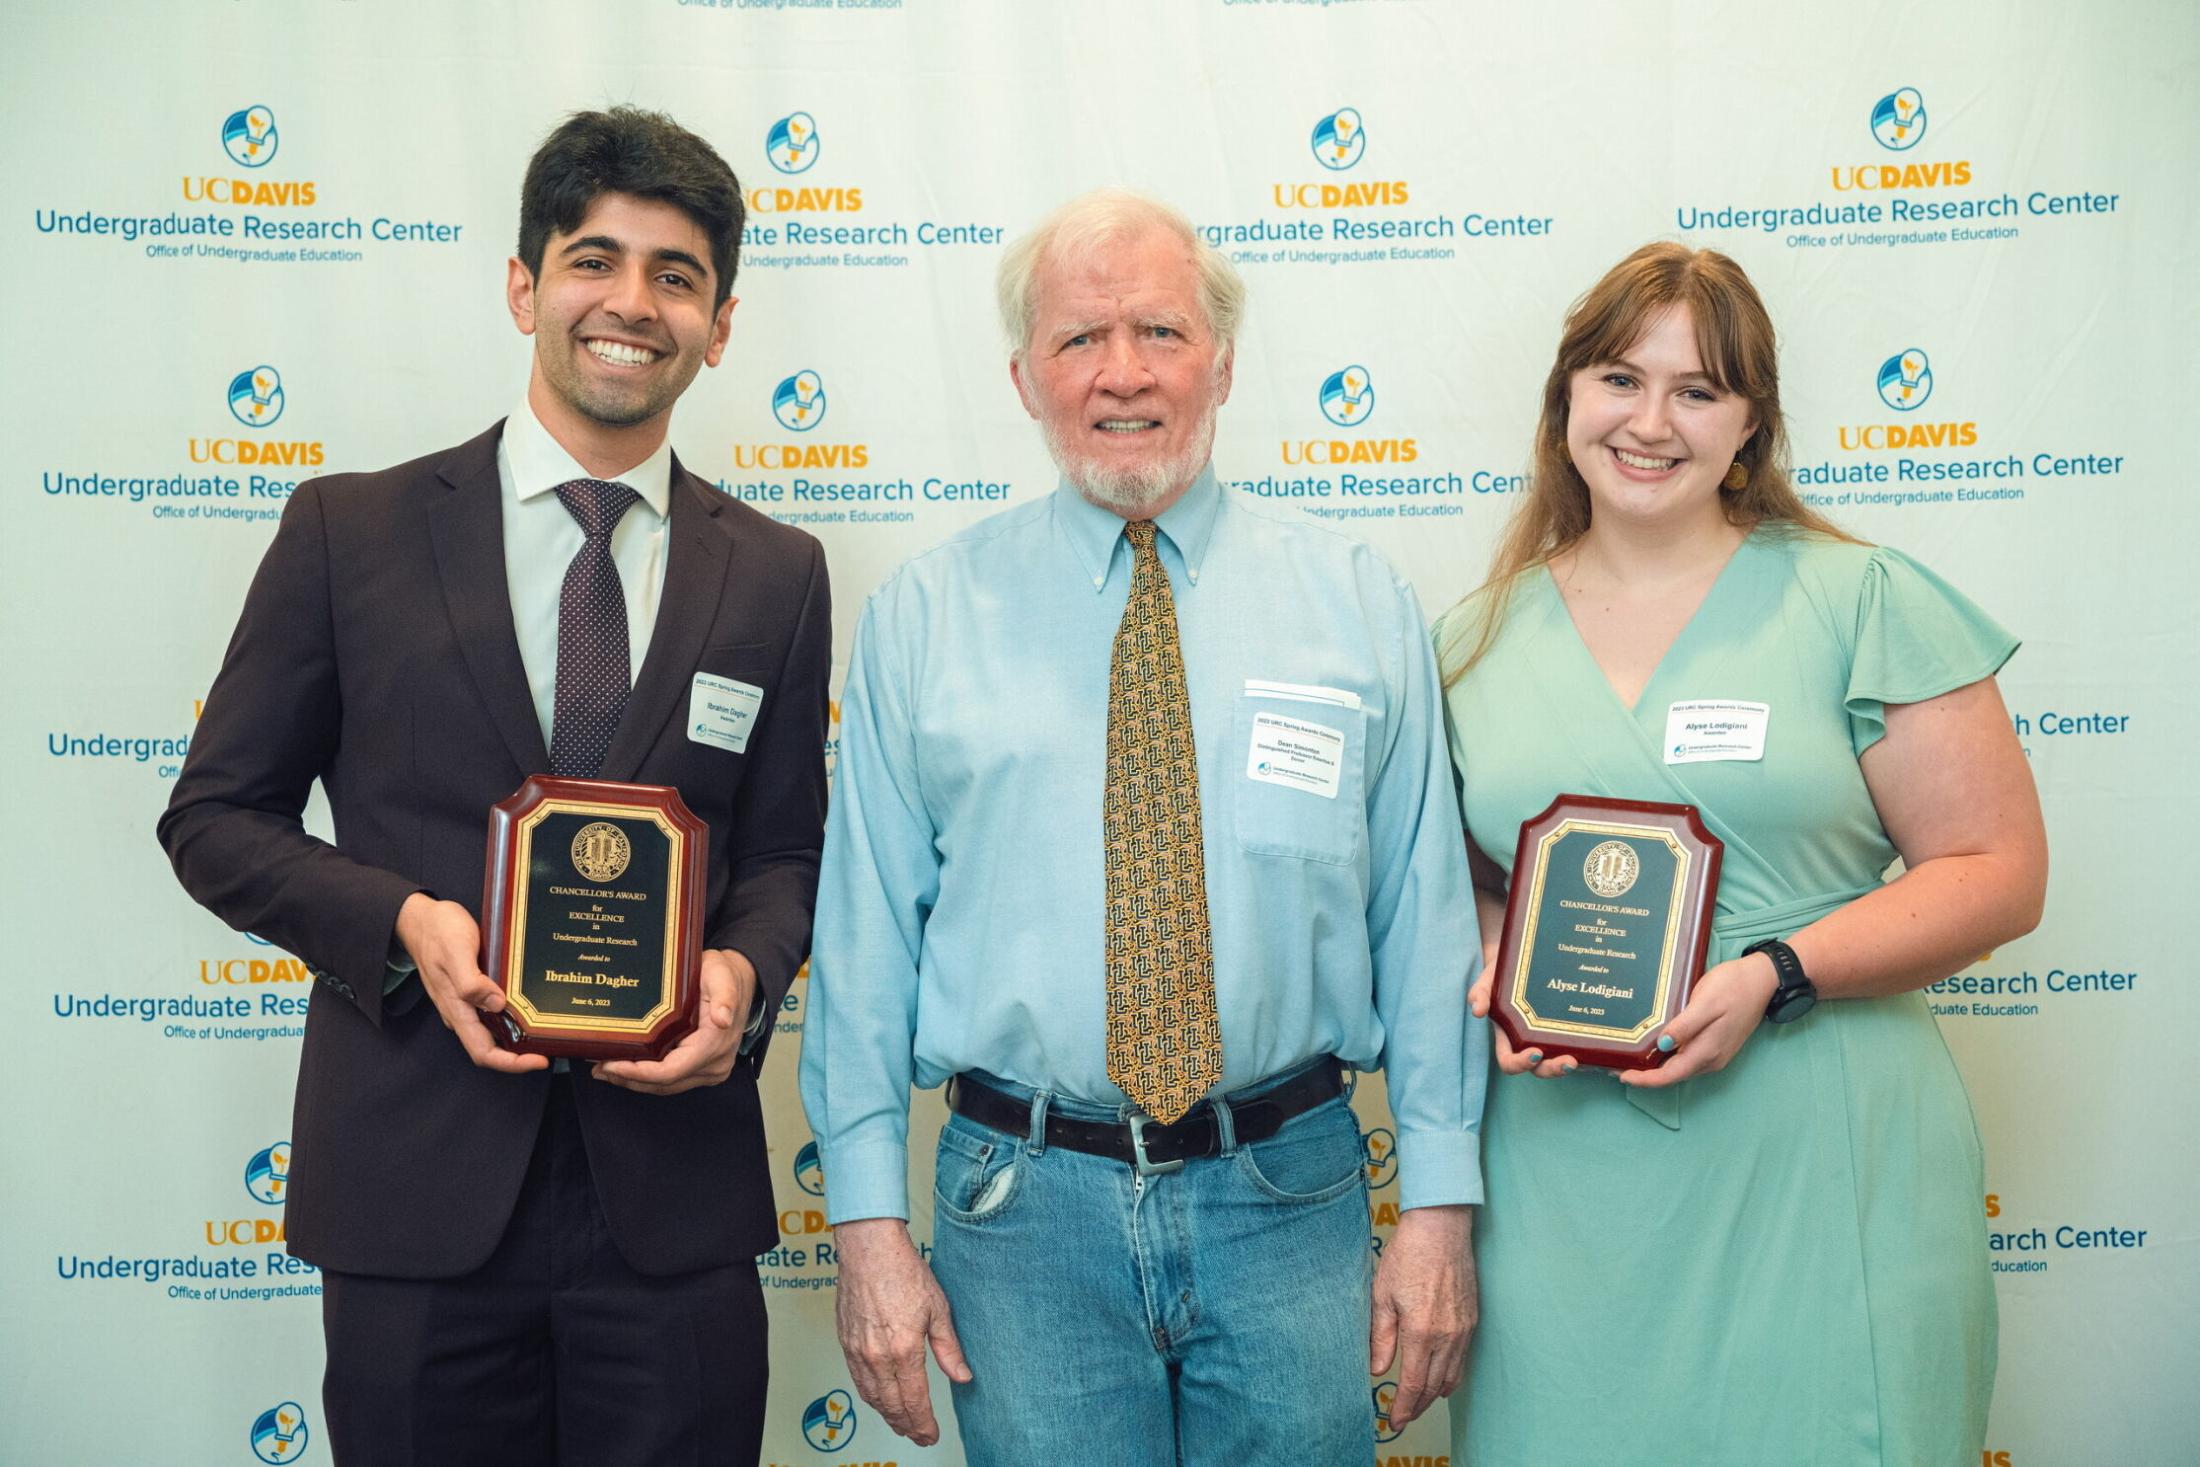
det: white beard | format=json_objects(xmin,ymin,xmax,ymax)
[{"xmin": 1040, "ymin": 397, "xmax": 1220, "ymax": 518}]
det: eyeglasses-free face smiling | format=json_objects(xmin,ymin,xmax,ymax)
[
  {"xmin": 508, "ymin": 191, "xmax": 735, "ymax": 450},
  {"xmin": 1565, "ymin": 304, "xmax": 1756, "ymax": 529}
]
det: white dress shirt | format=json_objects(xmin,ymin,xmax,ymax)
[{"xmin": 496, "ymin": 396, "xmax": 674, "ymax": 745}]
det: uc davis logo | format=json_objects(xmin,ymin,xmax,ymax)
[
  {"xmin": 1839, "ymin": 348, "xmax": 1973, "ymax": 450},
  {"xmin": 1372, "ymin": 1381, "xmax": 1403, "ymax": 1442},
  {"xmin": 766, "ymin": 112, "xmax": 821, "ymax": 175},
  {"xmin": 249, "ymin": 1401, "xmax": 309, "ymax": 1462},
  {"xmin": 1283, "ymin": 368, "xmax": 1419, "ymax": 465},
  {"xmin": 245, "ymin": 1142, "xmax": 292, "ymax": 1205},
  {"xmin": 772, "ymin": 370, "xmax": 827, "ymax": 432},
  {"xmin": 1360, "ymin": 1126, "xmax": 1397, "ymax": 1189},
  {"xmin": 793, "ymin": 1139, "xmax": 825, "ymax": 1198},
  {"xmin": 229, "ymin": 366, "xmax": 286, "ymax": 428},
  {"xmin": 223, "ymin": 106, "xmax": 279, "ymax": 168},
  {"xmin": 801, "ymin": 1389, "xmax": 857, "ymax": 1451},
  {"xmin": 1870, "ymin": 88, "xmax": 1926, "ymax": 151},
  {"xmin": 1311, "ymin": 108, "xmax": 1365, "ymax": 170},
  {"xmin": 1876, "ymin": 348, "xmax": 1932, "ymax": 411},
  {"xmin": 1319, "ymin": 366, "xmax": 1375, "ymax": 428}
]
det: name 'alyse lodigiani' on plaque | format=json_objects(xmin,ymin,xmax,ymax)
[
  {"xmin": 480, "ymin": 776, "xmax": 707, "ymax": 1062},
  {"xmin": 1492, "ymin": 795, "xmax": 1723, "ymax": 1071}
]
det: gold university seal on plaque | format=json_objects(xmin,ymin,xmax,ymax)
[
  {"xmin": 1583, "ymin": 839, "xmax": 1640, "ymax": 898},
  {"xmin": 571, "ymin": 821, "xmax": 633, "ymax": 883}
]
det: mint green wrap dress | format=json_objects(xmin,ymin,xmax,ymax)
[{"xmin": 1437, "ymin": 529, "xmax": 2013, "ymax": 1466}]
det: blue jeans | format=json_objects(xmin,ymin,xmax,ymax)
[{"xmin": 929, "ymin": 1066, "xmax": 1375, "ymax": 1466}]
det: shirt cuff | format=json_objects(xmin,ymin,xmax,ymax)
[
  {"xmin": 1395, "ymin": 1125, "xmax": 1486, "ymax": 1211},
  {"xmin": 819, "ymin": 1137, "xmax": 914, "ymax": 1226},
  {"xmin": 738, "ymin": 987, "xmax": 770, "ymax": 1054}
]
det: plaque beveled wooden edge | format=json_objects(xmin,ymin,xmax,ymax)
[
  {"xmin": 1491, "ymin": 794, "xmax": 1723, "ymax": 1071},
  {"xmin": 480, "ymin": 775, "xmax": 707, "ymax": 1062}
]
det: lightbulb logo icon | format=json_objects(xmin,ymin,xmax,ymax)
[
  {"xmin": 766, "ymin": 112, "xmax": 820, "ymax": 175},
  {"xmin": 249, "ymin": 1402, "xmax": 309, "ymax": 1462},
  {"xmin": 793, "ymin": 1140, "xmax": 825, "ymax": 1198},
  {"xmin": 245, "ymin": 1142, "xmax": 292, "ymax": 1206},
  {"xmin": 1361, "ymin": 1126, "xmax": 1398, "ymax": 1189},
  {"xmin": 1311, "ymin": 108, "xmax": 1366, "ymax": 171},
  {"xmin": 1319, "ymin": 365, "xmax": 1376, "ymax": 427},
  {"xmin": 229, "ymin": 366, "xmax": 286, "ymax": 428},
  {"xmin": 802, "ymin": 1390, "xmax": 858, "ymax": 1452},
  {"xmin": 1373, "ymin": 1382, "xmax": 1404, "ymax": 1442},
  {"xmin": 772, "ymin": 370, "xmax": 827, "ymax": 432},
  {"xmin": 1876, "ymin": 348, "xmax": 1933, "ymax": 412},
  {"xmin": 1870, "ymin": 88, "xmax": 1927, "ymax": 152},
  {"xmin": 222, "ymin": 106, "xmax": 279, "ymax": 168}
]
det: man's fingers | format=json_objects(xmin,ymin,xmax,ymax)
[
  {"xmin": 928, "ymin": 1307, "xmax": 974, "ymax": 1384},
  {"xmin": 445, "ymin": 1002, "xmax": 546, "ymax": 1073},
  {"xmin": 443, "ymin": 965, "xmax": 503, "ymax": 1011},
  {"xmin": 1368, "ymin": 1292, "xmax": 1399, "ymax": 1375},
  {"xmin": 882, "ymin": 1348, "xmax": 939, "ymax": 1444},
  {"xmin": 1389, "ymin": 1348, "xmax": 1433, "ymax": 1427},
  {"xmin": 846, "ymin": 1356, "xmax": 906, "ymax": 1437},
  {"xmin": 594, "ymin": 1024, "xmax": 732, "ymax": 1095}
]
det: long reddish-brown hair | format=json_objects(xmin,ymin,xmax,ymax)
[{"xmin": 1441, "ymin": 242, "xmax": 1857, "ymax": 682}]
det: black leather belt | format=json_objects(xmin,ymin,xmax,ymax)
[{"xmin": 948, "ymin": 1059, "xmax": 1346, "ymax": 1175}]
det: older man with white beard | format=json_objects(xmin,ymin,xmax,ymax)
[{"xmin": 800, "ymin": 188, "xmax": 1486, "ymax": 1465}]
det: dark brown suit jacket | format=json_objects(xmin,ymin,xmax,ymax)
[{"xmin": 159, "ymin": 422, "xmax": 830, "ymax": 1278}]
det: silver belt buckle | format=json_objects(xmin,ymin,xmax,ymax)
[{"xmin": 1127, "ymin": 1113, "xmax": 1186, "ymax": 1176}]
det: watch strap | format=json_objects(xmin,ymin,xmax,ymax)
[{"xmin": 1743, "ymin": 936, "xmax": 1815, "ymax": 1022}]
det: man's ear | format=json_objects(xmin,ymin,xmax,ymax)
[
  {"xmin": 506, "ymin": 257, "xmax": 538, "ymax": 336},
  {"xmin": 703, "ymin": 294, "xmax": 738, "ymax": 368},
  {"xmin": 1009, "ymin": 354, "xmax": 1039, "ymax": 420}
]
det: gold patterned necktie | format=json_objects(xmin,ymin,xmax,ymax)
[{"xmin": 1103, "ymin": 519, "xmax": 1221, "ymax": 1123}]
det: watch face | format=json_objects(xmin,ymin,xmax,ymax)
[{"xmin": 1768, "ymin": 987, "xmax": 1818, "ymax": 1025}]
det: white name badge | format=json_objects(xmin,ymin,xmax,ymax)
[
  {"xmin": 689, "ymin": 672, "xmax": 764, "ymax": 754},
  {"xmin": 1664, "ymin": 699, "xmax": 1770, "ymax": 764},
  {"xmin": 1246, "ymin": 711, "xmax": 1345, "ymax": 799}
]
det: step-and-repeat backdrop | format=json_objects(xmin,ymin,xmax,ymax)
[{"xmin": 5, "ymin": 2, "xmax": 2194, "ymax": 1463}]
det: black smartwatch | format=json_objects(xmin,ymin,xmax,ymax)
[{"xmin": 1743, "ymin": 937, "xmax": 1818, "ymax": 1024}]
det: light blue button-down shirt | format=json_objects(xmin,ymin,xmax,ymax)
[{"xmin": 801, "ymin": 470, "xmax": 1486, "ymax": 1221}]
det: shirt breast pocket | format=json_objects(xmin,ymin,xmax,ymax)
[{"xmin": 1231, "ymin": 685, "xmax": 1365, "ymax": 866}]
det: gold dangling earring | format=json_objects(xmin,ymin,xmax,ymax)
[{"xmin": 1722, "ymin": 460, "xmax": 1750, "ymax": 491}]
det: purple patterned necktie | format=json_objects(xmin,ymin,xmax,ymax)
[{"xmin": 549, "ymin": 478, "xmax": 641, "ymax": 779}]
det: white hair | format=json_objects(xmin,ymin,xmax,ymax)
[{"xmin": 996, "ymin": 187, "xmax": 1246, "ymax": 360}]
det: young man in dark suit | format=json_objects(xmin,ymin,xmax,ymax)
[{"xmin": 159, "ymin": 107, "xmax": 829, "ymax": 1464}]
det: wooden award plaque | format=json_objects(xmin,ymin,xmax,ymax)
[
  {"xmin": 480, "ymin": 775, "xmax": 706, "ymax": 1062},
  {"xmin": 1492, "ymin": 794, "xmax": 1723, "ymax": 1071}
]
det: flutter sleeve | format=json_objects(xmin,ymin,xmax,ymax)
[{"xmin": 1844, "ymin": 545, "xmax": 2019, "ymax": 758}]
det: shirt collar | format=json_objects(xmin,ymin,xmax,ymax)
[
  {"xmin": 1055, "ymin": 466, "xmax": 1224, "ymax": 593},
  {"xmin": 503, "ymin": 395, "xmax": 673, "ymax": 519}
]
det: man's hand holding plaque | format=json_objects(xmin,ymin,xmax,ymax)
[
  {"xmin": 1487, "ymin": 795, "xmax": 1723, "ymax": 1072},
  {"xmin": 396, "ymin": 892, "xmax": 551, "ymax": 1075},
  {"xmin": 594, "ymin": 946, "xmax": 756, "ymax": 1095},
  {"xmin": 480, "ymin": 775, "xmax": 709, "ymax": 1063}
]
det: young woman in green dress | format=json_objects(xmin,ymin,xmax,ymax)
[{"xmin": 1437, "ymin": 243, "xmax": 2048, "ymax": 1465}]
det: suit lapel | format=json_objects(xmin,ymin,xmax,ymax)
[
  {"xmin": 599, "ymin": 457, "xmax": 732, "ymax": 783},
  {"xmin": 428, "ymin": 422, "xmax": 551, "ymax": 779}
]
